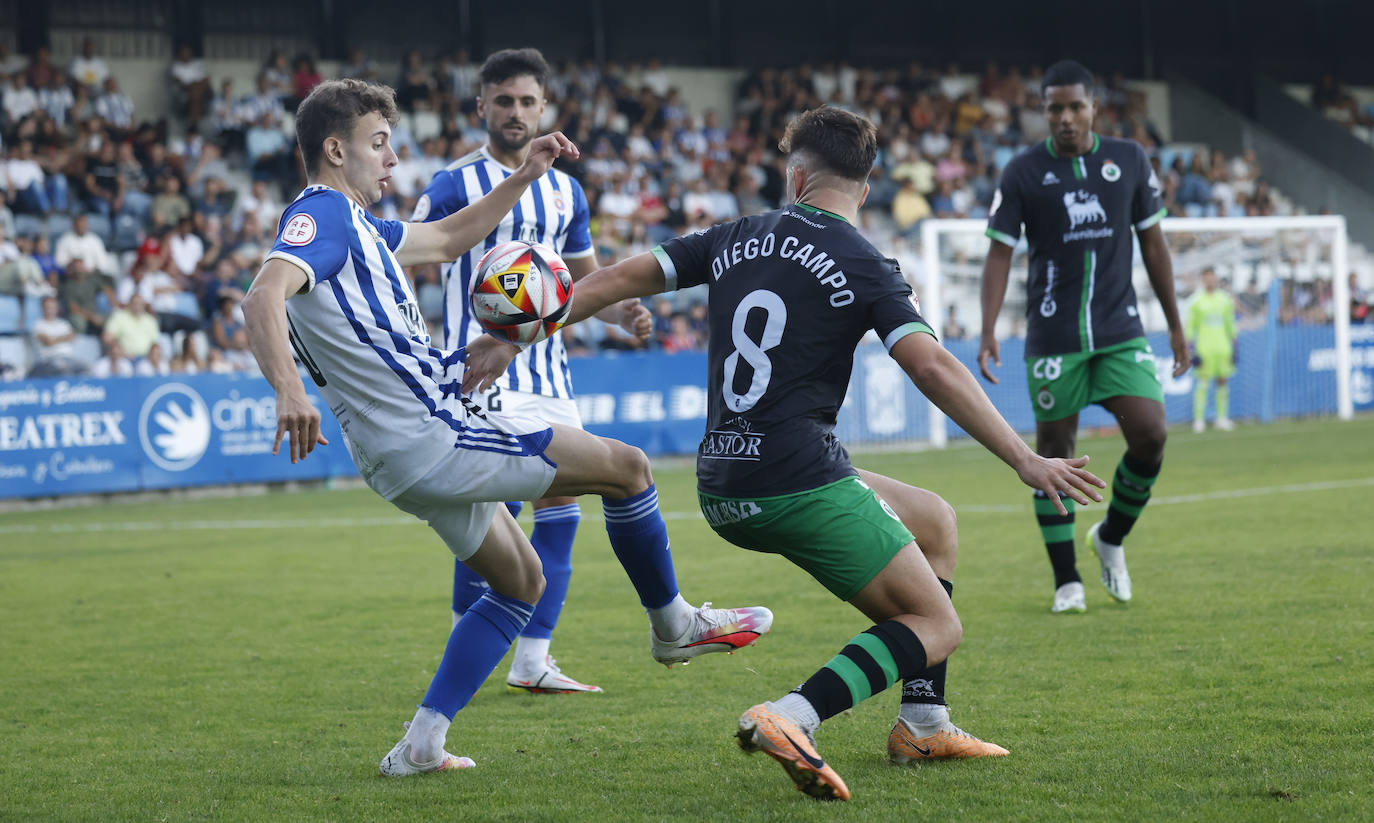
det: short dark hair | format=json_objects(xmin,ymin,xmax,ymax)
[
  {"xmin": 779, "ymin": 106, "xmax": 878, "ymax": 182},
  {"xmin": 1041, "ymin": 60, "xmax": 1095, "ymax": 95},
  {"xmin": 294, "ymin": 78, "xmax": 400, "ymax": 175},
  {"xmin": 479, "ymin": 48, "xmax": 550, "ymax": 90}
]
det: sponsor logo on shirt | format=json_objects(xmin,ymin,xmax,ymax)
[
  {"xmin": 1042, "ymin": 171, "xmax": 1060, "ymax": 186},
  {"xmin": 1061, "ymin": 190, "xmax": 1115, "ymax": 243},
  {"xmin": 1064, "ymin": 190, "xmax": 1106, "ymax": 229}
]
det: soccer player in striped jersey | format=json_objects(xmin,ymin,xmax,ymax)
[
  {"xmin": 242, "ymin": 79, "xmax": 771, "ymax": 777},
  {"xmin": 978, "ymin": 60, "xmax": 1190, "ymax": 613},
  {"xmin": 414, "ymin": 48, "xmax": 649, "ymax": 695}
]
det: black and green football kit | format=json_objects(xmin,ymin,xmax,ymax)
[
  {"xmin": 653, "ymin": 203, "xmax": 933, "ymax": 599},
  {"xmin": 987, "ymin": 133, "xmax": 1168, "ymax": 422}
]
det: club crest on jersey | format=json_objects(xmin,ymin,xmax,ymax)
[
  {"xmin": 281, "ymin": 213, "xmax": 317, "ymax": 246},
  {"xmin": 1063, "ymin": 190, "xmax": 1107, "ymax": 229},
  {"xmin": 1101, "ymin": 160, "xmax": 1121, "ymax": 182}
]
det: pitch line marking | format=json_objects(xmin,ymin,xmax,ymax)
[{"xmin": 2, "ymin": 477, "xmax": 1371, "ymax": 535}]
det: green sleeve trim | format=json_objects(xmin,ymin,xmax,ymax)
[
  {"xmin": 1135, "ymin": 207, "xmax": 1168, "ymax": 231},
  {"xmin": 650, "ymin": 245, "xmax": 678, "ymax": 292},
  {"xmin": 986, "ymin": 227, "xmax": 1018, "ymax": 247},
  {"xmin": 883, "ymin": 321, "xmax": 936, "ymax": 351}
]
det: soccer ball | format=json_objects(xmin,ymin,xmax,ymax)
[{"xmin": 470, "ymin": 241, "xmax": 574, "ymax": 345}]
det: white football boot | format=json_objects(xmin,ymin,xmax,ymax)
[
  {"xmin": 1088, "ymin": 521, "xmax": 1132, "ymax": 602},
  {"xmin": 1051, "ymin": 581, "xmax": 1087, "ymax": 613},
  {"xmin": 506, "ymin": 656, "xmax": 603, "ymax": 694},
  {"xmin": 651, "ymin": 602, "xmax": 773, "ymax": 667}
]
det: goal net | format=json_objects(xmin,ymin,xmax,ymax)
[{"xmin": 834, "ymin": 216, "xmax": 1355, "ymax": 449}]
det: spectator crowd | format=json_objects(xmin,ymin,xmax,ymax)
[{"xmin": 1, "ymin": 40, "xmax": 1366, "ymax": 381}]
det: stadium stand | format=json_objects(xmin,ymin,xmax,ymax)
[{"xmin": 1, "ymin": 34, "xmax": 1369, "ymax": 381}]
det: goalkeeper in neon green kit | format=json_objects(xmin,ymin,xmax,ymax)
[{"xmin": 1188, "ymin": 267, "xmax": 1237, "ymax": 432}]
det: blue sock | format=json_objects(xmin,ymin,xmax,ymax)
[
  {"xmin": 452, "ymin": 559, "xmax": 489, "ymax": 615},
  {"xmin": 423, "ymin": 590, "xmax": 533, "ymax": 718},
  {"xmin": 504, "ymin": 501, "xmax": 523, "ymax": 519},
  {"xmin": 525, "ymin": 503, "xmax": 579, "ymax": 639},
  {"xmin": 602, "ymin": 485, "xmax": 679, "ymax": 610}
]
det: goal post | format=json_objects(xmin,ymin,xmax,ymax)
[{"xmin": 916, "ymin": 214, "xmax": 1354, "ymax": 449}]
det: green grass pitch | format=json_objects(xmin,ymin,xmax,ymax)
[{"xmin": 2, "ymin": 417, "xmax": 1371, "ymax": 821}]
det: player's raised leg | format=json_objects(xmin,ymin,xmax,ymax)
[
  {"xmin": 541, "ymin": 423, "xmax": 773, "ymax": 666},
  {"xmin": 857, "ymin": 471, "xmax": 1009, "ymax": 761},
  {"xmin": 1092, "ymin": 395, "xmax": 1168, "ymax": 602}
]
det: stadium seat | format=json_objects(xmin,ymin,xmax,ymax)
[
  {"xmin": 0, "ymin": 335, "xmax": 29, "ymax": 376},
  {"xmin": 85, "ymin": 213, "xmax": 114, "ymax": 244},
  {"xmin": 0, "ymin": 295, "xmax": 22, "ymax": 334},
  {"xmin": 418, "ymin": 282, "xmax": 444, "ymax": 323},
  {"xmin": 114, "ymin": 214, "xmax": 143, "ymax": 251},
  {"xmin": 22, "ymin": 295, "xmax": 44, "ymax": 331},
  {"xmin": 172, "ymin": 292, "xmax": 202, "ymax": 318},
  {"xmin": 45, "ymin": 214, "xmax": 73, "ymax": 245},
  {"xmin": 14, "ymin": 213, "xmax": 44, "ymax": 240},
  {"xmin": 71, "ymin": 334, "xmax": 102, "ymax": 363}
]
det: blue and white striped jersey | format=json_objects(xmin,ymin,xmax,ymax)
[
  {"xmin": 413, "ymin": 146, "xmax": 593, "ymax": 399},
  {"xmin": 268, "ymin": 185, "xmax": 546, "ymax": 500}
]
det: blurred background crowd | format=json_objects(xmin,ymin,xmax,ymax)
[{"xmin": 1, "ymin": 40, "xmax": 1367, "ymax": 380}]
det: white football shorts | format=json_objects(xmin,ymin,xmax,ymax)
[
  {"xmin": 469, "ymin": 385, "xmax": 584, "ymax": 430},
  {"xmin": 391, "ymin": 404, "xmax": 558, "ymax": 560}
]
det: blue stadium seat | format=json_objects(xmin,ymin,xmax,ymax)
[
  {"xmin": 172, "ymin": 292, "xmax": 201, "ymax": 319},
  {"xmin": 0, "ymin": 295, "xmax": 22, "ymax": 334},
  {"xmin": 417, "ymin": 282, "xmax": 444, "ymax": 323},
  {"xmin": 22, "ymin": 295, "xmax": 44, "ymax": 331},
  {"xmin": 14, "ymin": 213, "xmax": 44, "ymax": 240},
  {"xmin": 85, "ymin": 213, "xmax": 114, "ymax": 244},
  {"xmin": 114, "ymin": 214, "xmax": 143, "ymax": 251},
  {"xmin": 71, "ymin": 334, "xmax": 102, "ymax": 363},
  {"xmin": 0, "ymin": 335, "xmax": 28, "ymax": 376},
  {"xmin": 45, "ymin": 214, "xmax": 73, "ymax": 246}
]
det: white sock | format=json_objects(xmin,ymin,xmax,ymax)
[
  {"xmin": 405, "ymin": 706, "xmax": 450, "ymax": 763},
  {"xmin": 451, "ymin": 609, "xmax": 462, "ymax": 631},
  {"xmin": 511, "ymin": 636, "xmax": 551, "ymax": 675},
  {"xmin": 898, "ymin": 702, "xmax": 950, "ymax": 730},
  {"xmin": 772, "ymin": 693, "xmax": 821, "ymax": 735},
  {"xmin": 647, "ymin": 594, "xmax": 694, "ymax": 641}
]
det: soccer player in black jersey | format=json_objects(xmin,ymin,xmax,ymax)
[
  {"xmin": 977, "ymin": 60, "xmax": 1190, "ymax": 614},
  {"xmin": 465, "ymin": 106, "xmax": 1104, "ymax": 801}
]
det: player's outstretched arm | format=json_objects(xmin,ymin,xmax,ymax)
[
  {"xmin": 397, "ymin": 132, "xmax": 580, "ymax": 267},
  {"xmin": 459, "ymin": 251, "xmax": 666, "ymax": 394},
  {"xmin": 242, "ymin": 259, "xmax": 328, "ymax": 463},
  {"xmin": 891, "ymin": 331, "xmax": 1105, "ymax": 514},
  {"xmin": 568, "ymin": 253, "xmax": 653, "ymax": 341},
  {"xmin": 1139, "ymin": 224, "xmax": 1189, "ymax": 378},
  {"xmin": 978, "ymin": 240, "xmax": 1014, "ymax": 383}
]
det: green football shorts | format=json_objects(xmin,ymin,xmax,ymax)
[
  {"xmin": 1024, "ymin": 337, "xmax": 1165, "ymax": 422},
  {"xmin": 1194, "ymin": 345, "xmax": 1236, "ymax": 380},
  {"xmin": 698, "ymin": 475, "xmax": 913, "ymax": 601}
]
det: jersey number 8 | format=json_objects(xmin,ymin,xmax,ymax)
[{"xmin": 723, "ymin": 290, "xmax": 786, "ymax": 412}]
